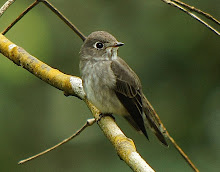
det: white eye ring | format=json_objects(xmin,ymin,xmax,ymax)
[{"xmin": 94, "ymin": 42, "xmax": 104, "ymax": 49}]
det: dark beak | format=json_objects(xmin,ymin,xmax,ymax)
[{"xmin": 114, "ymin": 42, "xmax": 124, "ymax": 47}]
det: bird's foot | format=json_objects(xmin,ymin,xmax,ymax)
[{"xmin": 97, "ymin": 113, "xmax": 115, "ymax": 122}]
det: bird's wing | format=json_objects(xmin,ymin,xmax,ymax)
[
  {"xmin": 111, "ymin": 57, "xmax": 168, "ymax": 146},
  {"xmin": 111, "ymin": 58, "xmax": 149, "ymax": 139}
]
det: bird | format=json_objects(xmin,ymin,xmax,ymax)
[{"xmin": 79, "ymin": 31, "xmax": 168, "ymax": 146}]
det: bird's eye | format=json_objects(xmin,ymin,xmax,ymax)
[{"xmin": 94, "ymin": 42, "xmax": 104, "ymax": 49}]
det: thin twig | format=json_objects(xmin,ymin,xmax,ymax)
[
  {"xmin": 18, "ymin": 118, "xmax": 96, "ymax": 164},
  {"xmin": 0, "ymin": 0, "xmax": 16, "ymax": 17},
  {"xmin": 1, "ymin": 0, "xmax": 39, "ymax": 35},
  {"xmin": 41, "ymin": 0, "xmax": 86, "ymax": 41},
  {"xmin": 161, "ymin": 0, "xmax": 220, "ymax": 36},
  {"xmin": 1, "ymin": 0, "xmax": 86, "ymax": 41},
  {"xmin": 164, "ymin": 130, "xmax": 199, "ymax": 172},
  {"xmin": 151, "ymin": 107, "xmax": 199, "ymax": 171},
  {"xmin": 172, "ymin": 0, "xmax": 220, "ymax": 25}
]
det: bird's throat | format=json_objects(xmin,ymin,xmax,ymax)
[{"xmin": 106, "ymin": 47, "xmax": 118, "ymax": 60}]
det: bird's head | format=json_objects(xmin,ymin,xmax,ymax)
[{"xmin": 80, "ymin": 31, "xmax": 124, "ymax": 61}]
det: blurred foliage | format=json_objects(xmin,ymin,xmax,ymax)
[{"xmin": 0, "ymin": 0, "xmax": 220, "ymax": 171}]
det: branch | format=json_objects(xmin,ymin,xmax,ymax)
[
  {"xmin": 165, "ymin": 132, "xmax": 198, "ymax": 172},
  {"xmin": 1, "ymin": 0, "xmax": 86, "ymax": 41},
  {"xmin": 0, "ymin": 0, "xmax": 16, "ymax": 17},
  {"xmin": 18, "ymin": 118, "xmax": 96, "ymax": 164},
  {"xmin": 162, "ymin": 0, "xmax": 220, "ymax": 36},
  {"xmin": 172, "ymin": 0, "xmax": 220, "ymax": 25},
  {"xmin": 0, "ymin": 33, "xmax": 154, "ymax": 172},
  {"xmin": 1, "ymin": 1, "xmax": 40, "ymax": 35},
  {"xmin": 41, "ymin": 0, "xmax": 86, "ymax": 41}
]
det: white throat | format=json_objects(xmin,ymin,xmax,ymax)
[{"xmin": 106, "ymin": 47, "xmax": 118, "ymax": 60}]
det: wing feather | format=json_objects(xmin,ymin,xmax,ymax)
[
  {"xmin": 111, "ymin": 58, "xmax": 148, "ymax": 139},
  {"xmin": 111, "ymin": 57, "xmax": 168, "ymax": 146}
]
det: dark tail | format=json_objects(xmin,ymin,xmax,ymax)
[{"xmin": 142, "ymin": 95, "xmax": 168, "ymax": 147}]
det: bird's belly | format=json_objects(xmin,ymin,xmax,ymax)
[
  {"xmin": 85, "ymin": 78, "xmax": 128, "ymax": 116},
  {"xmin": 82, "ymin": 63, "xmax": 128, "ymax": 116}
]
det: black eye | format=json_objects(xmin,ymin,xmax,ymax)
[{"xmin": 95, "ymin": 42, "xmax": 104, "ymax": 49}]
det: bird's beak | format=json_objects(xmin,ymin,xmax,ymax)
[
  {"xmin": 106, "ymin": 42, "xmax": 124, "ymax": 48},
  {"xmin": 113, "ymin": 42, "xmax": 124, "ymax": 47}
]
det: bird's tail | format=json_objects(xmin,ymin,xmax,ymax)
[{"xmin": 142, "ymin": 95, "xmax": 169, "ymax": 147}]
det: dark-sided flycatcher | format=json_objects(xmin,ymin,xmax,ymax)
[{"xmin": 80, "ymin": 31, "xmax": 168, "ymax": 146}]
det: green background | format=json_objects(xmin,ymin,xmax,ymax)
[{"xmin": 0, "ymin": 0, "xmax": 219, "ymax": 171}]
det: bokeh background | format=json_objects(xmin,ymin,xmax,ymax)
[{"xmin": 0, "ymin": 0, "xmax": 219, "ymax": 171}]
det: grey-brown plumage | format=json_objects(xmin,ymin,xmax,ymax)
[{"xmin": 79, "ymin": 31, "xmax": 168, "ymax": 146}]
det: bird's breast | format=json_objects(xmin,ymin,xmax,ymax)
[{"xmin": 81, "ymin": 60, "xmax": 128, "ymax": 115}]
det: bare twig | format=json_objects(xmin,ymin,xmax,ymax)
[
  {"xmin": 18, "ymin": 118, "xmax": 96, "ymax": 164},
  {"xmin": 1, "ymin": 0, "xmax": 39, "ymax": 35},
  {"xmin": 145, "ymin": 98, "xmax": 199, "ymax": 172},
  {"xmin": 162, "ymin": 0, "xmax": 220, "ymax": 36},
  {"xmin": 41, "ymin": 0, "xmax": 86, "ymax": 41},
  {"xmin": 165, "ymin": 131, "xmax": 199, "ymax": 172},
  {"xmin": 0, "ymin": 0, "xmax": 16, "ymax": 17},
  {"xmin": 172, "ymin": 0, "xmax": 220, "ymax": 25},
  {"xmin": 1, "ymin": 0, "xmax": 86, "ymax": 41}
]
